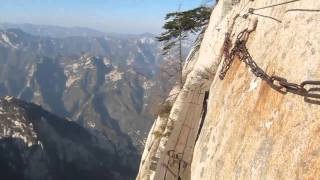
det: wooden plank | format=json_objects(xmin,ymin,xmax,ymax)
[
  {"xmin": 183, "ymin": 92, "xmax": 205, "ymax": 163},
  {"xmin": 154, "ymin": 88, "xmax": 207, "ymax": 180},
  {"xmin": 164, "ymin": 91, "xmax": 193, "ymax": 150},
  {"xmin": 164, "ymin": 162, "xmax": 179, "ymax": 180},
  {"xmin": 168, "ymin": 89, "xmax": 203, "ymax": 179},
  {"xmin": 154, "ymin": 155, "xmax": 169, "ymax": 180}
]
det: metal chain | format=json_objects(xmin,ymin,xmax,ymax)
[{"xmin": 219, "ymin": 29, "xmax": 320, "ymax": 104}]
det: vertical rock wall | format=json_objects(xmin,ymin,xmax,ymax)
[{"xmin": 137, "ymin": 0, "xmax": 320, "ymax": 179}]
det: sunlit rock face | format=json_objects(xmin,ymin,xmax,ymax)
[{"xmin": 137, "ymin": 0, "xmax": 320, "ymax": 179}]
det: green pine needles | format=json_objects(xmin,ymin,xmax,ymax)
[
  {"xmin": 157, "ymin": 6, "xmax": 212, "ymax": 87},
  {"xmin": 157, "ymin": 6, "xmax": 211, "ymax": 55}
]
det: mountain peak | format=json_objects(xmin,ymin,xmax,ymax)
[{"xmin": 0, "ymin": 96, "xmax": 138, "ymax": 180}]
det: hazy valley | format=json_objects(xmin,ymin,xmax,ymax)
[{"xmin": 0, "ymin": 23, "xmax": 188, "ymax": 179}]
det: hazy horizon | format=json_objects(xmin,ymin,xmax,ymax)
[
  {"xmin": 0, "ymin": 0, "xmax": 214, "ymax": 34},
  {"xmin": 0, "ymin": 22, "xmax": 157, "ymax": 36}
]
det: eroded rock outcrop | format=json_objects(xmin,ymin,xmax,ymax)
[{"xmin": 137, "ymin": 0, "xmax": 320, "ymax": 179}]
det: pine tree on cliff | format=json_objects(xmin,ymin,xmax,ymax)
[{"xmin": 157, "ymin": 6, "xmax": 211, "ymax": 87}]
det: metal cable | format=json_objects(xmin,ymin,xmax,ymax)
[
  {"xmin": 286, "ymin": 9, "xmax": 320, "ymax": 13},
  {"xmin": 253, "ymin": 0, "xmax": 301, "ymax": 11}
]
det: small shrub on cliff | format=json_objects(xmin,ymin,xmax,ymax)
[
  {"xmin": 158, "ymin": 101, "xmax": 173, "ymax": 118},
  {"xmin": 152, "ymin": 131, "xmax": 163, "ymax": 138}
]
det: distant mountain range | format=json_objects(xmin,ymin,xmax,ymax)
[
  {"xmin": 0, "ymin": 25, "xmax": 162, "ymax": 151},
  {"xmin": 0, "ymin": 23, "xmax": 154, "ymax": 38},
  {"xmin": 0, "ymin": 23, "xmax": 193, "ymax": 179}
]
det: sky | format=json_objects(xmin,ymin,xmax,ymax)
[{"xmin": 0, "ymin": 0, "xmax": 213, "ymax": 34}]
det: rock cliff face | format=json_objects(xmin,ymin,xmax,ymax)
[{"xmin": 137, "ymin": 0, "xmax": 320, "ymax": 179}]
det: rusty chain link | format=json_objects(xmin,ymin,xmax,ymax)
[{"xmin": 219, "ymin": 29, "xmax": 320, "ymax": 104}]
